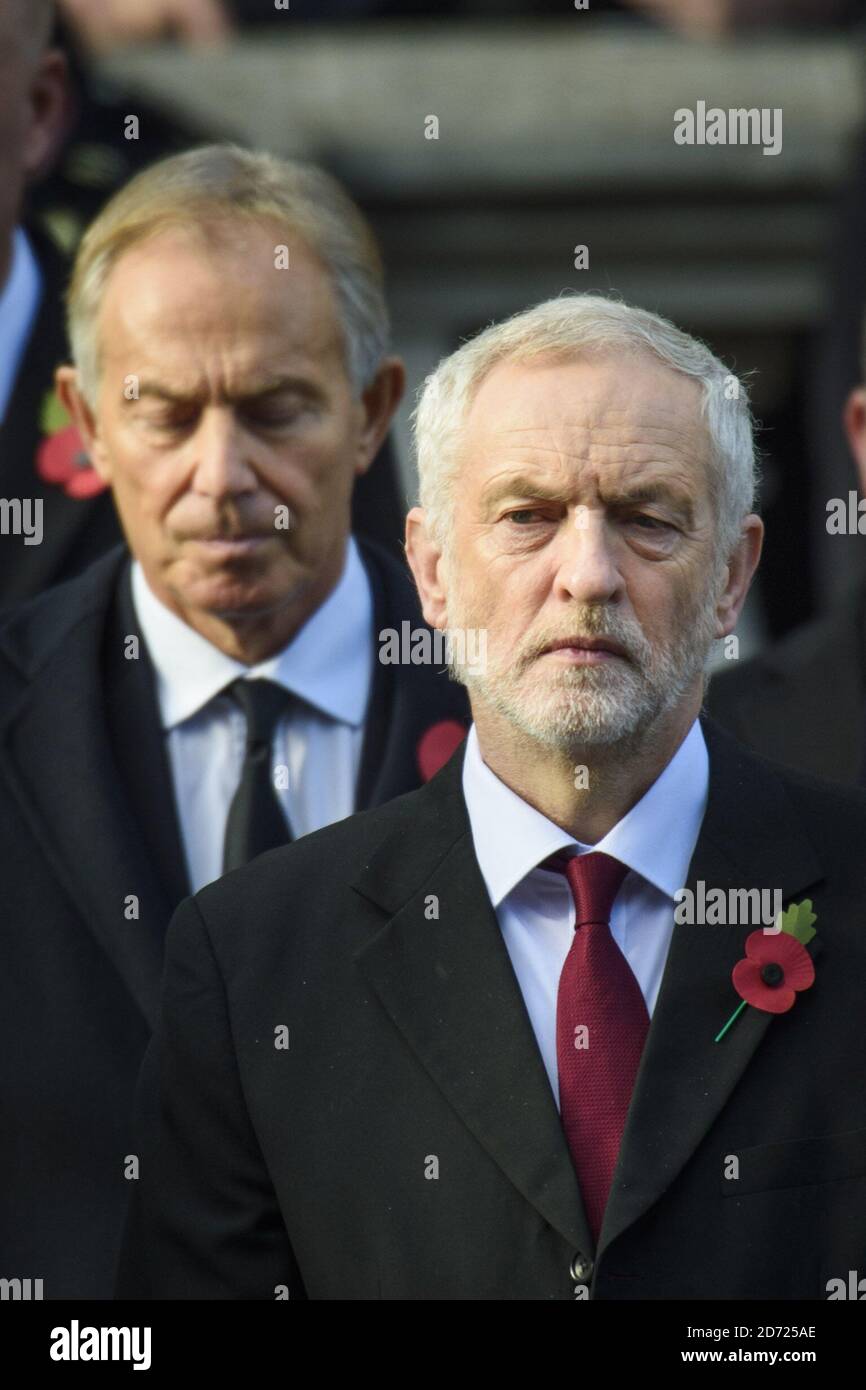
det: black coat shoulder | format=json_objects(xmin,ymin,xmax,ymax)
[{"xmin": 705, "ymin": 596, "xmax": 866, "ymax": 783}]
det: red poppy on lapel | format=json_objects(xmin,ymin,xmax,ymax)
[
  {"xmin": 416, "ymin": 719, "xmax": 467, "ymax": 782},
  {"xmin": 716, "ymin": 897, "xmax": 818, "ymax": 1041},
  {"xmin": 36, "ymin": 424, "xmax": 108, "ymax": 499},
  {"xmin": 731, "ymin": 929, "xmax": 815, "ymax": 1015}
]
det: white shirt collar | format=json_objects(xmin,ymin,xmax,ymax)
[
  {"xmin": 0, "ymin": 227, "xmax": 42, "ymax": 424},
  {"xmin": 131, "ymin": 535, "xmax": 373, "ymax": 730},
  {"xmin": 462, "ymin": 716, "xmax": 709, "ymax": 907}
]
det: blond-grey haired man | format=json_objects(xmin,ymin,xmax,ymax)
[
  {"xmin": 0, "ymin": 142, "xmax": 468, "ymax": 1298},
  {"xmin": 118, "ymin": 292, "xmax": 866, "ymax": 1301}
]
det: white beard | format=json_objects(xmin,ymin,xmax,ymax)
[{"xmin": 443, "ymin": 557, "xmax": 722, "ymax": 754}]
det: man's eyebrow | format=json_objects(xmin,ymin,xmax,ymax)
[
  {"xmin": 481, "ymin": 475, "xmax": 572, "ymax": 507},
  {"xmin": 130, "ymin": 377, "xmax": 323, "ymax": 405},
  {"xmin": 480, "ymin": 475, "xmax": 694, "ymax": 512},
  {"xmin": 608, "ymin": 483, "xmax": 694, "ymax": 511}
]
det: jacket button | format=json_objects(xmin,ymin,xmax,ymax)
[{"xmin": 570, "ymin": 1252, "xmax": 593, "ymax": 1282}]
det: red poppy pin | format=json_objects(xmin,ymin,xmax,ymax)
[
  {"xmin": 715, "ymin": 899, "xmax": 817, "ymax": 1042},
  {"xmin": 416, "ymin": 719, "xmax": 467, "ymax": 782},
  {"xmin": 35, "ymin": 390, "xmax": 108, "ymax": 500}
]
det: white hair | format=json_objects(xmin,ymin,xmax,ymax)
[{"xmin": 413, "ymin": 293, "xmax": 759, "ymax": 564}]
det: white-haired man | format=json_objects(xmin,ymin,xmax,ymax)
[
  {"xmin": 118, "ymin": 294, "xmax": 866, "ymax": 1301},
  {"xmin": 0, "ymin": 143, "xmax": 469, "ymax": 1298}
]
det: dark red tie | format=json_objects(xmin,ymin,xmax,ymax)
[{"xmin": 548, "ymin": 850, "xmax": 650, "ymax": 1245}]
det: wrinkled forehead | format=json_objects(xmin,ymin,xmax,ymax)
[
  {"xmin": 98, "ymin": 223, "xmax": 341, "ymax": 360},
  {"xmin": 459, "ymin": 352, "xmax": 711, "ymax": 493},
  {"xmin": 95, "ymin": 225, "xmax": 348, "ymax": 391}
]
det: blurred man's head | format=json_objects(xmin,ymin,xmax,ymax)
[
  {"xmin": 57, "ymin": 145, "xmax": 405, "ymax": 663},
  {"xmin": 406, "ymin": 296, "xmax": 762, "ymax": 760},
  {"xmin": 0, "ymin": 0, "xmax": 67, "ymax": 276}
]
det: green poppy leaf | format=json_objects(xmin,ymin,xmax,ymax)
[
  {"xmin": 778, "ymin": 898, "xmax": 817, "ymax": 945},
  {"xmin": 40, "ymin": 391, "xmax": 69, "ymax": 436}
]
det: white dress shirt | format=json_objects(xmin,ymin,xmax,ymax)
[
  {"xmin": 461, "ymin": 718, "xmax": 709, "ymax": 1104},
  {"xmin": 0, "ymin": 227, "xmax": 42, "ymax": 425},
  {"xmin": 131, "ymin": 536, "xmax": 373, "ymax": 892}
]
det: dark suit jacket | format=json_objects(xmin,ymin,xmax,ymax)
[
  {"xmin": 0, "ymin": 227, "xmax": 122, "ymax": 604},
  {"xmin": 0, "ymin": 537, "xmax": 469, "ymax": 1299},
  {"xmin": 117, "ymin": 715, "xmax": 866, "ymax": 1300},
  {"xmin": 706, "ymin": 587, "xmax": 866, "ymax": 784}
]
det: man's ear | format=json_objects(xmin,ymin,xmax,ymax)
[
  {"xmin": 714, "ymin": 514, "xmax": 764, "ymax": 638},
  {"xmin": 353, "ymin": 356, "xmax": 406, "ymax": 477},
  {"xmin": 405, "ymin": 506, "xmax": 450, "ymax": 631},
  {"xmin": 23, "ymin": 50, "xmax": 70, "ymax": 182},
  {"xmin": 55, "ymin": 365, "xmax": 113, "ymax": 483}
]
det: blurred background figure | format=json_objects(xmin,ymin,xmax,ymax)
[
  {"xmin": 708, "ymin": 302, "xmax": 866, "ymax": 784},
  {"xmin": 623, "ymin": 0, "xmax": 856, "ymax": 38},
  {"xmin": 56, "ymin": 0, "xmax": 232, "ymax": 52},
  {"xmin": 0, "ymin": 0, "xmax": 121, "ymax": 602},
  {"xmin": 49, "ymin": 0, "xmax": 866, "ymax": 44}
]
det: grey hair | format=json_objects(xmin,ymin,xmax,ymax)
[
  {"xmin": 413, "ymin": 293, "xmax": 759, "ymax": 565},
  {"xmin": 67, "ymin": 143, "xmax": 390, "ymax": 403}
]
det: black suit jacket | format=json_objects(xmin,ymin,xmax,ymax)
[
  {"xmin": 117, "ymin": 715, "xmax": 866, "ymax": 1300},
  {"xmin": 0, "ymin": 537, "xmax": 468, "ymax": 1299},
  {"xmin": 706, "ymin": 586, "xmax": 866, "ymax": 784},
  {"xmin": 0, "ymin": 227, "xmax": 122, "ymax": 604}
]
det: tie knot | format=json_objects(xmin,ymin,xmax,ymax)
[
  {"xmin": 227, "ymin": 678, "xmax": 291, "ymax": 752},
  {"xmin": 545, "ymin": 849, "xmax": 628, "ymax": 929}
]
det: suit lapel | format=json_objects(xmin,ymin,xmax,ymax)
[
  {"xmin": 353, "ymin": 746, "xmax": 594, "ymax": 1255},
  {"xmin": 105, "ymin": 564, "xmax": 191, "ymax": 908},
  {"xmin": 0, "ymin": 554, "xmax": 170, "ymax": 1029},
  {"xmin": 598, "ymin": 715, "xmax": 825, "ymax": 1257}
]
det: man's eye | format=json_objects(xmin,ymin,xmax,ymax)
[
  {"xmin": 248, "ymin": 411, "xmax": 301, "ymax": 428},
  {"xmin": 629, "ymin": 514, "xmax": 670, "ymax": 531},
  {"xmin": 505, "ymin": 509, "xmax": 546, "ymax": 525},
  {"xmin": 144, "ymin": 413, "xmax": 196, "ymax": 432},
  {"xmin": 245, "ymin": 402, "xmax": 309, "ymax": 429}
]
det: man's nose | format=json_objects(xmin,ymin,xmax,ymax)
[
  {"xmin": 188, "ymin": 409, "xmax": 257, "ymax": 497},
  {"xmin": 554, "ymin": 509, "xmax": 625, "ymax": 605}
]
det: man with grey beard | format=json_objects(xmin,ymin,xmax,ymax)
[{"xmin": 118, "ymin": 295, "xmax": 866, "ymax": 1302}]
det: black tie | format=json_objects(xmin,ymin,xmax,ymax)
[{"xmin": 222, "ymin": 678, "xmax": 293, "ymax": 873}]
